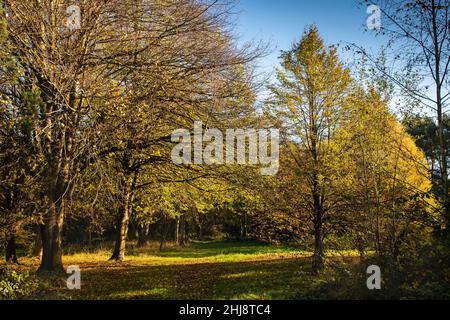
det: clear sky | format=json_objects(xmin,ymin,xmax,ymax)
[{"xmin": 234, "ymin": 0, "xmax": 387, "ymax": 77}]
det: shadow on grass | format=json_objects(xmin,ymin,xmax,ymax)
[
  {"xmin": 61, "ymin": 255, "xmax": 345, "ymax": 300},
  {"xmin": 13, "ymin": 241, "xmax": 365, "ymax": 300}
]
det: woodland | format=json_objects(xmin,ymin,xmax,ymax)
[{"xmin": 0, "ymin": 0, "xmax": 449, "ymax": 300}]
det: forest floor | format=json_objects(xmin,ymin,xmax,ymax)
[{"xmin": 2, "ymin": 241, "xmax": 367, "ymax": 300}]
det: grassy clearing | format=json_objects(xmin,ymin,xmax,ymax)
[{"xmin": 1, "ymin": 241, "xmax": 362, "ymax": 300}]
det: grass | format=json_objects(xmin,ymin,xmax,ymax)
[{"xmin": 1, "ymin": 241, "xmax": 363, "ymax": 300}]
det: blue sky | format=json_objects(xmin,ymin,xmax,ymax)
[{"xmin": 234, "ymin": 0, "xmax": 386, "ymax": 76}]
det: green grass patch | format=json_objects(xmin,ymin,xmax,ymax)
[{"xmin": 0, "ymin": 241, "xmax": 362, "ymax": 300}]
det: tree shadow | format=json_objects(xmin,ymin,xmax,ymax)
[{"xmin": 63, "ymin": 256, "xmax": 340, "ymax": 300}]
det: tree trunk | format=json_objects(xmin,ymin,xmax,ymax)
[
  {"xmin": 38, "ymin": 149, "xmax": 72, "ymax": 274},
  {"xmin": 312, "ymin": 217, "xmax": 324, "ymax": 275},
  {"xmin": 137, "ymin": 224, "xmax": 149, "ymax": 248},
  {"xmin": 181, "ymin": 217, "xmax": 187, "ymax": 247},
  {"xmin": 431, "ymin": 0, "xmax": 449, "ymax": 233},
  {"xmin": 33, "ymin": 231, "xmax": 43, "ymax": 257},
  {"xmin": 159, "ymin": 219, "xmax": 170, "ymax": 252},
  {"xmin": 38, "ymin": 197, "xmax": 65, "ymax": 273},
  {"xmin": 175, "ymin": 217, "xmax": 180, "ymax": 245},
  {"xmin": 240, "ymin": 216, "xmax": 244, "ymax": 240},
  {"xmin": 356, "ymin": 233, "xmax": 366, "ymax": 262},
  {"xmin": 184, "ymin": 219, "xmax": 189, "ymax": 245},
  {"xmin": 311, "ymin": 184, "xmax": 324, "ymax": 275},
  {"xmin": 110, "ymin": 198, "xmax": 132, "ymax": 261},
  {"xmin": 110, "ymin": 173, "xmax": 137, "ymax": 261},
  {"xmin": 243, "ymin": 211, "xmax": 248, "ymax": 239},
  {"xmin": 197, "ymin": 219, "xmax": 203, "ymax": 239},
  {"xmin": 5, "ymin": 233, "xmax": 18, "ymax": 264},
  {"xmin": 309, "ymin": 118, "xmax": 325, "ymax": 275}
]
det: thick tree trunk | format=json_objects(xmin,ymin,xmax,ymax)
[
  {"xmin": 5, "ymin": 233, "xmax": 18, "ymax": 264},
  {"xmin": 38, "ymin": 140, "xmax": 73, "ymax": 273},
  {"xmin": 38, "ymin": 198, "xmax": 65, "ymax": 273},
  {"xmin": 110, "ymin": 198, "xmax": 132, "ymax": 261},
  {"xmin": 35, "ymin": 73, "xmax": 72, "ymax": 274}
]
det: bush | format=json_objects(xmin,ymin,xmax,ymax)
[{"xmin": 0, "ymin": 267, "xmax": 39, "ymax": 299}]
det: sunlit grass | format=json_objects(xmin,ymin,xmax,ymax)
[{"xmin": 1, "ymin": 241, "xmax": 362, "ymax": 300}]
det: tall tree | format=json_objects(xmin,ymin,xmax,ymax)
[
  {"xmin": 1, "ymin": 0, "xmax": 263, "ymax": 270},
  {"xmin": 267, "ymin": 26, "xmax": 351, "ymax": 274},
  {"xmin": 334, "ymin": 87, "xmax": 436, "ymax": 258},
  {"xmin": 359, "ymin": 0, "xmax": 450, "ymax": 233}
]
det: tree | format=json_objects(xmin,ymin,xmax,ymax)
[
  {"xmin": 403, "ymin": 114, "xmax": 450, "ymax": 195},
  {"xmin": 267, "ymin": 26, "xmax": 351, "ymax": 274},
  {"xmin": 1, "ymin": 0, "xmax": 263, "ymax": 270},
  {"xmin": 333, "ymin": 87, "xmax": 437, "ymax": 259},
  {"xmin": 0, "ymin": 4, "xmax": 41, "ymax": 264},
  {"xmin": 98, "ymin": 3, "xmax": 262, "ymax": 260},
  {"xmin": 2, "ymin": 0, "xmax": 125, "ymax": 272},
  {"xmin": 359, "ymin": 0, "xmax": 450, "ymax": 234}
]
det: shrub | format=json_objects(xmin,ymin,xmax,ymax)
[{"xmin": 0, "ymin": 267, "xmax": 39, "ymax": 299}]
